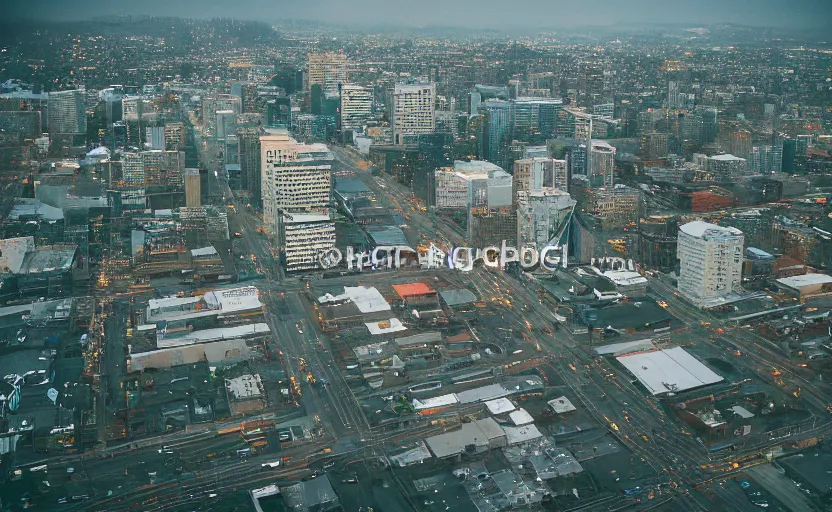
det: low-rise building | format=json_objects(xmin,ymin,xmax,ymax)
[
  {"xmin": 225, "ymin": 374, "xmax": 266, "ymax": 416},
  {"xmin": 774, "ymin": 274, "xmax": 832, "ymax": 301}
]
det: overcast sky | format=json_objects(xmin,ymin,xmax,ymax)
[{"xmin": 9, "ymin": 0, "xmax": 832, "ymax": 29}]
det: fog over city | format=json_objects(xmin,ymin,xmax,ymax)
[
  {"xmin": 8, "ymin": 0, "xmax": 832, "ymax": 28},
  {"xmin": 1, "ymin": 1, "xmax": 832, "ymax": 511}
]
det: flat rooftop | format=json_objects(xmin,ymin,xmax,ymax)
[
  {"xmin": 776, "ymin": 273, "xmax": 832, "ymax": 289},
  {"xmin": 616, "ymin": 347, "xmax": 724, "ymax": 395},
  {"xmin": 680, "ymin": 220, "xmax": 742, "ymax": 238}
]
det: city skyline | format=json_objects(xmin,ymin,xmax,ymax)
[{"xmin": 7, "ymin": 0, "xmax": 832, "ymax": 29}]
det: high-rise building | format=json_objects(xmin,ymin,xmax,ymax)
[
  {"xmin": 146, "ymin": 126, "xmax": 165, "ymax": 150},
  {"xmin": 517, "ymin": 189, "xmax": 576, "ymax": 250},
  {"xmin": 392, "ymin": 82, "xmax": 435, "ymax": 145},
  {"xmin": 215, "ymin": 110, "xmax": 236, "ymax": 141},
  {"xmin": 796, "ymin": 135, "xmax": 811, "ymax": 157},
  {"xmin": 589, "ymin": 141, "xmax": 616, "ymax": 188},
  {"xmin": 680, "ymin": 112, "xmax": 704, "ymax": 145},
  {"xmin": 238, "ymin": 127, "xmax": 261, "ymax": 201},
  {"xmin": 306, "ymin": 52, "xmax": 348, "ymax": 95},
  {"xmin": 121, "ymin": 152, "xmax": 145, "ymax": 186},
  {"xmin": 339, "ymin": 84, "xmax": 373, "ymax": 138},
  {"xmin": 593, "ymin": 103, "xmax": 614, "ymax": 119},
  {"xmin": 565, "ymin": 143, "xmax": 587, "ymax": 177},
  {"xmin": 637, "ymin": 109, "xmax": 658, "ymax": 135},
  {"xmin": 260, "ymin": 130, "xmax": 332, "ymax": 234},
  {"xmin": 164, "ymin": 122, "xmax": 185, "ymax": 149},
  {"xmin": 708, "ymin": 154, "xmax": 748, "ymax": 180},
  {"xmin": 478, "ymin": 100, "xmax": 513, "ymax": 168},
  {"xmin": 641, "ymin": 132, "xmax": 668, "ymax": 160},
  {"xmin": 667, "ymin": 81, "xmax": 680, "ymax": 109},
  {"xmin": 677, "ymin": 221, "xmax": 744, "ymax": 303},
  {"xmin": 280, "ymin": 213, "xmax": 336, "ymax": 272},
  {"xmin": 0, "ymin": 111, "xmax": 41, "ymax": 144},
  {"xmin": 224, "ymin": 135, "xmax": 239, "ymax": 165},
  {"xmin": 434, "ymin": 160, "xmax": 511, "ymax": 210},
  {"xmin": 512, "ymin": 97, "xmax": 562, "ymax": 140},
  {"xmin": 120, "ymin": 150, "xmax": 186, "ymax": 188},
  {"xmin": 513, "ymin": 158, "xmax": 569, "ymax": 201},
  {"xmin": 468, "ymin": 84, "xmax": 510, "ymax": 115},
  {"xmin": 724, "ymin": 129, "xmax": 752, "ymax": 158},
  {"xmin": 141, "ymin": 150, "xmax": 187, "ymax": 187},
  {"xmin": 749, "ymin": 145, "xmax": 783, "ymax": 175},
  {"xmin": 47, "ymin": 89, "xmax": 86, "ymax": 135},
  {"xmin": 184, "ymin": 168, "xmax": 202, "ymax": 207},
  {"xmin": 584, "ymin": 66, "xmax": 605, "ymax": 105},
  {"xmin": 781, "ymin": 137, "xmax": 796, "ymax": 174},
  {"xmin": 240, "ymin": 83, "xmax": 260, "ymax": 114},
  {"xmin": 700, "ymin": 107, "xmax": 718, "ymax": 144}
]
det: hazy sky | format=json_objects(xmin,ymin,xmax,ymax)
[{"xmin": 8, "ymin": 0, "xmax": 832, "ymax": 29}]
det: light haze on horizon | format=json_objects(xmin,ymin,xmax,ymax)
[{"xmin": 6, "ymin": 0, "xmax": 832, "ymax": 29}]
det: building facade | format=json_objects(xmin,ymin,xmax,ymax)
[
  {"xmin": 512, "ymin": 157, "xmax": 569, "ymax": 201},
  {"xmin": 392, "ymin": 82, "xmax": 436, "ymax": 145},
  {"xmin": 280, "ymin": 213, "xmax": 336, "ymax": 272},
  {"xmin": 677, "ymin": 221, "xmax": 744, "ymax": 303},
  {"xmin": 307, "ymin": 52, "xmax": 349, "ymax": 95},
  {"xmin": 589, "ymin": 140, "xmax": 616, "ymax": 188},
  {"xmin": 47, "ymin": 89, "xmax": 86, "ymax": 135},
  {"xmin": 339, "ymin": 84, "xmax": 373, "ymax": 136},
  {"xmin": 260, "ymin": 131, "xmax": 332, "ymax": 236}
]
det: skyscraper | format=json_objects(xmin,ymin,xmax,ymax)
[
  {"xmin": 392, "ymin": 82, "xmax": 436, "ymax": 145},
  {"xmin": 700, "ymin": 107, "xmax": 718, "ymax": 144},
  {"xmin": 260, "ymin": 131, "xmax": 332, "ymax": 233},
  {"xmin": 589, "ymin": 141, "xmax": 616, "ymax": 188},
  {"xmin": 306, "ymin": 52, "xmax": 348, "ymax": 96},
  {"xmin": 184, "ymin": 168, "xmax": 202, "ymax": 207},
  {"xmin": 260, "ymin": 131, "xmax": 334, "ymax": 271},
  {"xmin": 781, "ymin": 138, "xmax": 796, "ymax": 174},
  {"xmin": 478, "ymin": 99, "xmax": 513, "ymax": 169},
  {"xmin": 512, "ymin": 97, "xmax": 562, "ymax": 140},
  {"xmin": 237, "ymin": 127, "xmax": 262, "ymax": 203},
  {"xmin": 565, "ymin": 143, "xmax": 587, "ymax": 178},
  {"xmin": 513, "ymin": 157, "xmax": 569, "ymax": 201},
  {"xmin": 339, "ymin": 84, "xmax": 373, "ymax": 139},
  {"xmin": 47, "ymin": 89, "xmax": 86, "ymax": 135},
  {"xmin": 667, "ymin": 81, "xmax": 680, "ymax": 109}
]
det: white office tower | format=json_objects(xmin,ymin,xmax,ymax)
[
  {"xmin": 677, "ymin": 221, "xmax": 744, "ymax": 304},
  {"xmin": 307, "ymin": 52, "xmax": 349, "ymax": 95},
  {"xmin": 339, "ymin": 84, "xmax": 373, "ymax": 134},
  {"xmin": 392, "ymin": 82, "xmax": 435, "ymax": 145},
  {"xmin": 47, "ymin": 89, "xmax": 87, "ymax": 135},
  {"xmin": 260, "ymin": 130, "xmax": 334, "ymax": 271}
]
